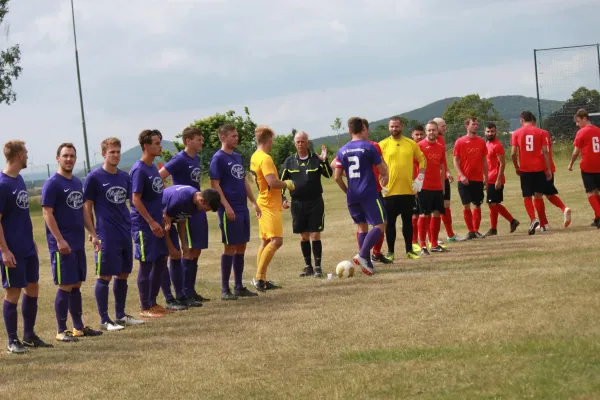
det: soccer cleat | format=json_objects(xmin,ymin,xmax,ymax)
[
  {"xmin": 352, "ymin": 254, "xmax": 373, "ymax": 276},
  {"xmin": 192, "ymin": 293, "xmax": 210, "ymax": 302},
  {"xmin": 265, "ymin": 281, "xmax": 282, "ymax": 290},
  {"xmin": 183, "ymin": 297, "xmax": 203, "ymax": 307},
  {"xmin": 221, "ymin": 291, "xmax": 238, "ymax": 301},
  {"xmin": 100, "ymin": 320, "xmax": 125, "ymax": 332},
  {"xmin": 563, "ymin": 207, "xmax": 572, "ymax": 228},
  {"xmin": 528, "ymin": 219, "xmax": 540, "ymax": 235},
  {"xmin": 435, "ymin": 242, "xmax": 448, "ymax": 250},
  {"xmin": 299, "ymin": 266, "xmax": 314, "ymax": 277},
  {"xmin": 405, "ymin": 251, "xmax": 421, "ymax": 260},
  {"xmin": 430, "ymin": 245, "xmax": 447, "ymax": 253},
  {"xmin": 140, "ymin": 308, "xmax": 164, "ymax": 319},
  {"xmin": 165, "ymin": 298, "xmax": 188, "ymax": 311},
  {"xmin": 466, "ymin": 232, "xmax": 477, "ymax": 240},
  {"xmin": 385, "ymin": 252, "xmax": 395, "ymax": 261},
  {"xmin": 540, "ymin": 226, "xmax": 548, "ymax": 232},
  {"xmin": 115, "ymin": 315, "xmax": 145, "ymax": 326},
  {"xmin": 510, "ymin": 219, "xmax": 520, "ymax": 233},
  {"xmin": 595, "ymin": 219, "xmax": 600, "ymax": 229},
  {"xmin": 419, "ymin": 247, "xmax": 430, "ymax": 256},
  {"xmin": 23, "ymin": 335, "xmax": 53, "ymax": 348},
  {"xmin": 72, "ymin": 326, "xmax": 103, "ymax": 337},
  {"xmin": 234, "ymin": 287, "xmax": 259, "ymax": 297},
  {"xmin": 411, "ymin": 243, "xmax": 421, "ymax": 253},
  {"xmin": 371, "ymin": 253, "xmax": 392, "ymax": 264},
  {"xmin": 474, "ymin": 232, "xmax": 485, "ymax": 239},
  {"xmin": 484, "ymin": 228, "xmax": 497, "ymax": 237},
  {"xmin": 56, "ymin": 330, "xmax": 79, "ymax": 343},
  {"xmin": 448, "ymin": 234, "xmax": 467, "ymax": 242},
  {"xmin": 7, "ymin": 340, "xmax": 27, "ymax": 354},
  {"xmin": 152, "ymin": 305, "xmax": 175, "ymax": 314},
  {"xmin": 313, "ymin": 267, "xmax": 323, "ymax": 278},
  {"xmin": 251, "ymin": 278, "xmax": 267, "ymax": 292}
]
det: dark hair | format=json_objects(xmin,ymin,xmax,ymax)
[
  {"xmin": 575, "ymin": 108, "xmax": 589, "ymax": 120},
  {"xmin": 201, "ymin": 188, "xmax": 221, "ymax": 212},
  {"xmin": 486, "ymin": 123, "xmax": 497, "ymax": 130},
  {"xmin": 347, "ymin": 117, "xmax": 364, "ymax": 135},
  {"xmin": 413, "ymin": 124, "xmax": 425, "ymax": 132},
  {"xmin": 520, "ymin": 111, "xmax": 535, "ymax": 122},
  {"xmin": 361, "ymin": 118, "xmax": 369, "ymax": 130},
  {"xmin": 389, "ymin": 116, "xmax": 403, "ymax": 124},
  {"xmin": 464, "ymin": 117, "xmax": 478, "ymax": 126},
  {"xmin": 218, "ymin": 124, "xmax": 237, "ymax": 137},
  {"xmin": 56, "ymin": 142, "xmax": 76, "ymax": 157},
  {"xmin": 138, "ymin": 129, "xmax": 162, "ymax": 150},
  {"xmin": 181, "ymin": 127, "xmax": 203, "ymax": 144}
]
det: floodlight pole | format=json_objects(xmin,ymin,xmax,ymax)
[
  {"xmin": 596, "ymin": 44, "xmax": 600, "ymax": 89},
  {"xmin": 70, "ymin": 0, "xmax": 91, "ymax": 174},
  {"xmin": 533, "ymin": 49, "xmax": 542, "ymax": 125}
]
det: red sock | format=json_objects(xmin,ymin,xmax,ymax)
[
  {"xmin": 588, "ymin": 195, "xmax": 600, "ymax": 218},
  {"xmin": 373, "ymin": 231, "xmax": 385, "ymax": 256},
  {"xmin": 412, "ymin": 216, "xmax": 418, "ymax": 243},
  {"xmin": 547, "ymin": 195, "xmax": 566, "ymax": 212},
  {"xmin": 534, "ymin": 198, "xmax": 548, "ymax": 226},
  {"xmin": 418, "ymin": 216, "xmax": 429, "ymax": 248},
  {"xmin": 496, "ymin": 204, "xmax": 514, "ymax": 222},
  {"xmin": 523, "ymin": 197, "xmax": 536, "ymax": 221},
  {"xmin": 489, "ymin": 205, "xmax": 499, "ymax": 229},
  {"xmin": 431, "ymin": 216, "xmax": 441, "ymax": 246},
  {"xmin": 596, "ymin": 195, "xmax": 600, "ymax": 209},
  {"xmin": 463, "ymin": 209, "xmax": 474, "ymax": 232},
  {"xmin": 442, "ymin": 207, "xmax": 455, "ymax": 237},
  {"xmin": 473, "ymin": 207, "xmax": 482, "ymax": 232}
]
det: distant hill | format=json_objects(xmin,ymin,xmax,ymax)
[
  {"xmin": 311, "ymin": 95, "xmax": 564, "ymax": 148},
  {"xmin": 82, "ymin": 140, "xmax": 177, "ymax": 172}
]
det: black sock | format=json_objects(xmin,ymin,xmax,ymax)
[
  {"xmin": 300, "ymin": 240, "xmax": 312, "ymax": 267},
  {"xmin": 312, "ymin": 240, "xmax": 322, "ymax": 267}
]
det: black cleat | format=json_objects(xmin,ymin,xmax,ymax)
[
  {"xmin": 430, "ymin": 245, "xmax": 447, "ymax": 253},
  {"xmin": 466, "ymin": 232, "xmax": 477, "ymax": 240},
  {"xmin": 221, "ymin": 290, "xmax": 238, "ymax": 301},
  {"xmin": 265, "ymin": 281, "xmax": 282, "ymax": 290},
  {"xmin": 510, "ymin": 219, "xmax": 520, "ymax": 233},
  {"xmin": 166, "ymin": 298, "xmax": 188, "ymax": 311},
  {"xmin": 594, "ymin": 218, "xmax": 600, "ymax": 229},
  {"xmin": 528, "ymin": 219, "xmax": 540, "ymax": 235},
  {"xmin": 72, "ymin": 326, "xmax": 103, "ymax": 337},
  {"xmin": 251, "ymin": 278, "xmax": 267, "ymax": 292},
  {"xmin": 591, "ymin": 220, "xmax": 597, "ymax": 227},
  {"xmin": 23, "ymin": 335, "xmax": 53, "ymax": 348},
  {"xmin": 484, "ymin": 228, "xmax": 497, "ymax": 237},
  {"xmin": 182, "ymin": 297, "xmax": 203, "ymax": 308},
  {"xmin": 419, "ymin": 247, "xmax": 430, "ymax": 256},
  {"xmin": 7, "ymin": 339, "xmax": 27, "ymax": 354},
  {"xmin": 234, "ymin": 287, "xmax": 259, "ymax": 297},
  {"xmin": 474, "ymin": 232, "xmax": 485, "ymax": 239},
  {"xmin": 299, "ymin": 266, "xmax": 314, "ymax": 277},
  {"xmin": 313, "ymin": 267, "xmax": 323, "ymax": 278},
  {"xmin": 371, "ymin": 253, "xmax": 393, "ymax": 264},
  {"xmin": 192, "ymin": 293, "xmax": 210, "ymax": 302}
]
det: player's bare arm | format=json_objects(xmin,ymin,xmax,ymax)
[
  {"xmin": 244, "ymin": 179, "xmax": 261, "ymax": 219},
  {"xmin": 483, "ymin": 155, "xmax": 489, "ymax": 186},
  {"xmin": 158, "ymin": 167, "xmax": 170, "ymax": 180},
  {"xmin": 542, "ymin": 145, "xmax": 552, "ymax": 180},
  {"xmin": 0, "ymin": 214, "xmax": 16, "ymax": 268},
  {"xmin": 511, "ymin": 145, "xmax": 520, "ymax": 174},
  {"xmin": 211, "ymin": 179, "xmax": 235, "ymax": 221},
  {"xmin": 568, "ymin": 147, "xmax": 581, "ymax": 171},
  {"xmin": 375, "ymin": 161, "xmax": 389, "ymax": 188},
  {"xmin": 453, "ymin": 155, "xmax": 468, "ymax": 185},
  {"xmin": 496, "ymin": 153, "xmax": 506, "ymax": 189},
  {"xmin": 279, "ymin": 166, "xmax": 291, "ymax": 210},
  {"xmin": 333, "ymin": 166, "xmax": 348, "ymax": 193},
  {"xmin": 82, "ymin": 199, "xmax": 99, "ymax": 252},
  {"xmin": 265, "ymin": 173, "xmax": 294, "ymax": 191},
  {"xmin": 132, "ymin": 193, "xmax": 163, "ymax": 238},
  {"xmin": 42, "ymin": 206, "xmax": 71, "ymax": 255}
]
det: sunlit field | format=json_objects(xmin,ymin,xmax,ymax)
[{"xmin": 1, "ymin": 157, "xmax": 599, "ymax": 399}]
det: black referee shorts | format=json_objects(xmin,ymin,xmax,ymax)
[
  {"xmin": 581, "ymin": 171, "xmax": 600, "ymax": 193},
  {"xmin": 486, "ymin": 184, "xmax": 504, "ymax": 204},
  {"xmin": 290, "ymin": 197, "xmax": 325, "ymax": 234},
  {"xmin": 519, "ymin": 171, "xmax": 547, "ymax": 198},
  {"xmin": 444, "ymin": 179, "xmax": 451, "ymax": 201},
  {"xmin": 458, "ymin": 181, "xmax": 484, "ymax": 206}
]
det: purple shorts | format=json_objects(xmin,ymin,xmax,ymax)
[
  {"xmin": 348, "ymin": 196, "xmax": 386, "ymax": 226},
  {"xmin": 218, "ymin": 208, "xmax": 251, "ymax": 245},
  {"xmin": 167, "ymin": 225, "xmax": 181, "ymax": 251},
  {"xmin": 1, "ymin": 253, "xmax": 39, "ymax": 289},
  {"xmin": 51, "ymin": 250, "xmax": 86, "ymax": 285},
  {"xmin": 95, "ymin": 238, "xmax": 133, "ymax": 277},
  {"xmin": 181, "ymin": 211, "xmax": 208, "ymax": 250},
  {"xmin": 133, "ymin": 228, "xmax": 168, "ymax": 263}
]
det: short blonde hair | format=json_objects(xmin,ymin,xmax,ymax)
[
  {"xmin": 101, "ymin": 137, "xmax": 121, "ymax": 153},
  {"xmin": 255, "ymin": 125, "xmax": 275, "ymax": 144},
  {"xmin": 4, "ymin": 140, "xmax": 25, "ymax": 162}
]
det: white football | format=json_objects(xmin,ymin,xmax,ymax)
[{"xmin": 336, "ymin": 260, "xmax": 355, "ymax": 278}]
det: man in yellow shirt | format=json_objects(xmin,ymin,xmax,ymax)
[
  {"xmin": 379, "ymin": 116, "xmax": 426, "ymax": 260},
  {"xmin": 249, "ymin": 126, "xmax": 295, "ymax": 292}
]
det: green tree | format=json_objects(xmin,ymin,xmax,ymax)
[
  {"xmin": 0, "ymin": 0, "xmax": 22, "ymax": 105},
  {"xmin": 543, "ymin": 87, "xmax": 600, "ymax": 141},
  {"xmin": 330, "ymin": 117, "xmax": 343, "ymax": 148},
  {"xmin": 270, "ymin": 129, "xmax": 297, "ymax": 168},
  {"xmin": 161, "ymin": 107, "xmax": 257, "ymax": 176}
]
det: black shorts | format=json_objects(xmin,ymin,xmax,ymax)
[
  {"xmin": 444, "ymin": 179, "xmax": 451, "ymax": 201},
  {"xmin": 519, "ymin": 171, "xmax": 547, "ymax": 197},
  {"xmin": 412, "ymin": 196, "xmax": 419, "ymax": 215},
  {"xmin": 542, "ymin": 174, "xmax": 559, "ymax": 196},
  {"xmin": 291, "ymin": 197, "xmax": 325, "ymax": 234},
  {"xmin": 457, "ymin": 181, "xmax": 484, "ymax": 206},
  {"xmin": 417, "ymin": 190, "xmax": 445, "ymax": 215},
  {"xmin": 581, "ymin": 171, "xmax": 600, "ymax": 193},
  {"xmin": 486, "ymin": 184, "xmax": 504, "ymax": 204}
]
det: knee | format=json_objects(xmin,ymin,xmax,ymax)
[
  {"xmin": 4, "ymin": 288, "xmax": 20, "ymax": 303},
  {"xmin": 116, "ymin": 273, "xmax": 129, "ymax": 279},
  {"xmin": 223, "ymin": 245, "xmax": 235, "ymax": 256},
  {"xmin": 58, "ymin": 284, "xmax": 74, "ymax": 292},
  {"xmin": 271, "ymin": 238, "xmax": 283, "ymax": 248},
  {"xmin": 310, "ymin": 232, "xmax": 320, "ymax": 241},
  {"xmin": 24, "ymin": 282, "xmax": 39, "ymax": 297},
  {"xmin": 300, "ymin": 233, "xmax": 310, "ymax": 242}
]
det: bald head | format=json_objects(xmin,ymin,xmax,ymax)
[{"xmin": 433, "ymin": 117, "xmax": 446, "ymax": 136}]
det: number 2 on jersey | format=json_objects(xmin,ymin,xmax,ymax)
[
  {"xmin": 348, "ymin": 156, "xmax": 360, "ymax": 178},
  {"xmin": 525, "ymin": 134, "xmax": 534, "ymax": 151}
]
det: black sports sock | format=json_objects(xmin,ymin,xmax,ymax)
[
  {"xmin": 312, "ymin": 240, "xmax": 322, "ymax": 267},
  {"xmin": 300, "ymin": 240, "xmax": 312, "ymax": 267}
]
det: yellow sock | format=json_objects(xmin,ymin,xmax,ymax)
[
  {"xmin": 256, "ymin": 243, "xmax": 277, "ymax": 281},
  {"xmin": 256, "ymin": 246, "xmax": 265, "ymax": 279}
]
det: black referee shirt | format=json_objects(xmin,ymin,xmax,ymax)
[{"xmin": 279, "ymin": 151, "xmax": 333, "ymax": 201}]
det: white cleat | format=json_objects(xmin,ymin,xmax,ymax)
[
  {"xmin": 528, "ymin": 219, "xmax": 540, "ymax": 235},
  {"xmin": 352, "ymin": 254, "xmax": 373, "ymax": 276},
  {"xmin": 100, "ymin": 321, "xmax": 125, "ymax": 332},
  {"xmin": 115, "ymin": 315, "xmax": 145, "ymax": 326},
  {"xmin": 563, "ymin": 207, "xmax": 572, "ymax": 228}
]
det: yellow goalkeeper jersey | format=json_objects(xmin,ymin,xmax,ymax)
[{"xmin": 379, "ymin": 135, "xmax": 425, "ymax": 196}]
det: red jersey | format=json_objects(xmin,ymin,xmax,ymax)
[
  {"xmin": 370, "ymin": 140, "xmax": 382, "ymax": 192},
  {"xmin": 540, "ymin": 129, "xmax": 555, "ymax": 173},
  {"xmin": 574, "ymin": 124, "xmax": 600, "ymax": 173},
  {"xmin": 510, "ymin": 125, "xmax": 547, "ymax": 172},
  {"xmin": 486, "ymin": 138, "xmax": 505, "ymax": 185},
  {"xmin": 436, "ymin": 135, "xmax": 449, "ymax": 177},
  {"xmin": 453, "ymin": 135, "xmax": 487, "ymax": 181},
  {"xmin": 418, "ymin": 139, "xmax": 446, "ymax": 191}
]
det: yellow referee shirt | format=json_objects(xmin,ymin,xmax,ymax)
[
  {"xmin": 250, "ymin": 149, "xmax": 282, "ymax": 211},
  {"xmin": 379, "ymin": 135, "xmax": 425, "ymax": 196}
]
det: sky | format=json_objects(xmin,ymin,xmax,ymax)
[{"xmin": 1, "ymin": 0, "xmax": 599, "ymax": 170}]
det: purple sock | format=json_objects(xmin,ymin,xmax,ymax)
[
  {"xmin": 221, "ymin": 254, "xmax": 233, "ymax": 293},
  {"xmin": 95, "ymin": 279, "xmax": 110, "ymax": 324},
  {"xmin": 233, "ymin": 254, "xmax": 245, "ymax": 291},
  {"xmin": 358, "ymin": 232, "xmax": 367, "ymax": 249},
  {"xmin": 181, "ymin": 258, "xmax": 193, "ymax": 297},
  {"xmin": 3, "ymin": 300, "xmax": 18, "ymax": 344},
  {"xmin": 160, "ymin": 266, "xmax": 174, "ymax": 302},
  {"xmin": 55, "ymin": 289, "xmax": 70, "ymax": 333},
  {"xmin": 137, "ymin": 261, "xmax": 152, "ymax": 309},
  {"xmin": 21, "ymin": 294, "xmax": 38, "ymax": 340},
  {"xmin": 113, "ymin": 278, "xmax": 128, "ymax": 320},
  {"xmin": 150, "ymin": 257, "xmax": 167, "ymax": 306},
  {"xmin": 359, "ymin": 227, "xmax": 382, "ymax": 261},
  {"xmin": 170, "ymin": 258, "xmax": 184, "ymax": 299},
  {"xmin": 190, "ymin": 258, "xmax": 199, "ymax": 296},
  {"xmin": 69, "ymin": 288, "xmax": 84, "ymax": 330}
]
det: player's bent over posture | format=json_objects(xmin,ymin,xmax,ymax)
[
  {"xmin": 335, "ymin": 117, "xmax": 389, "ymax": 275},
  {"xmin": 42, "ymin": 143, "xmax": 103, "ymax": 343},
  {"xmin": 1, "ymin": 140, "xmax": 52, "ymax": 354}
]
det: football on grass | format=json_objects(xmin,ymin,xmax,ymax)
[{"xmin": 336, "ymin": 260, "xmax": 355, "ymax": 278}]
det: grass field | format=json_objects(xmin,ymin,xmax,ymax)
[{"xmin": 1, "ymin": 158, "xmax": 600, "ymax": 399}]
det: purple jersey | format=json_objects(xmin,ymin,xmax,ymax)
[
  {"xmin": 336, "ymin": 140, "xmax": 382, "ymax": 203},
  {"xmin": 129, "ymin": 160, "xmax": 164, "ymax": 231},
  {"xmin": 41, "ymin": 173, "xmax": 85, "ymax": 252},
  {"xmin": 162, "ymin": 185, "xmax": 198, "ymax": 222},
  {"xmin": 209, "ymin": 150, "xmax": 247, "ymax": 212},
  {"xmin": 83, "ymin": 167, "xmax": 132, "ymax": 241},
  {"xmin": 164, "ymin": 150, "xmax": 201, "ymax": 190},
  {"xmin": 0, "ymin": 173, "xmax": 35, "ymax": 257}
]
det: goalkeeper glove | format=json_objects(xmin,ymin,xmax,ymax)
[
  {"xmin": 284, "ymin": 180, "xmax": 295, "ymax": 191},
  {"xmin": 412, "ymin": 173, "xmax": 424, "ymax": 193}
]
